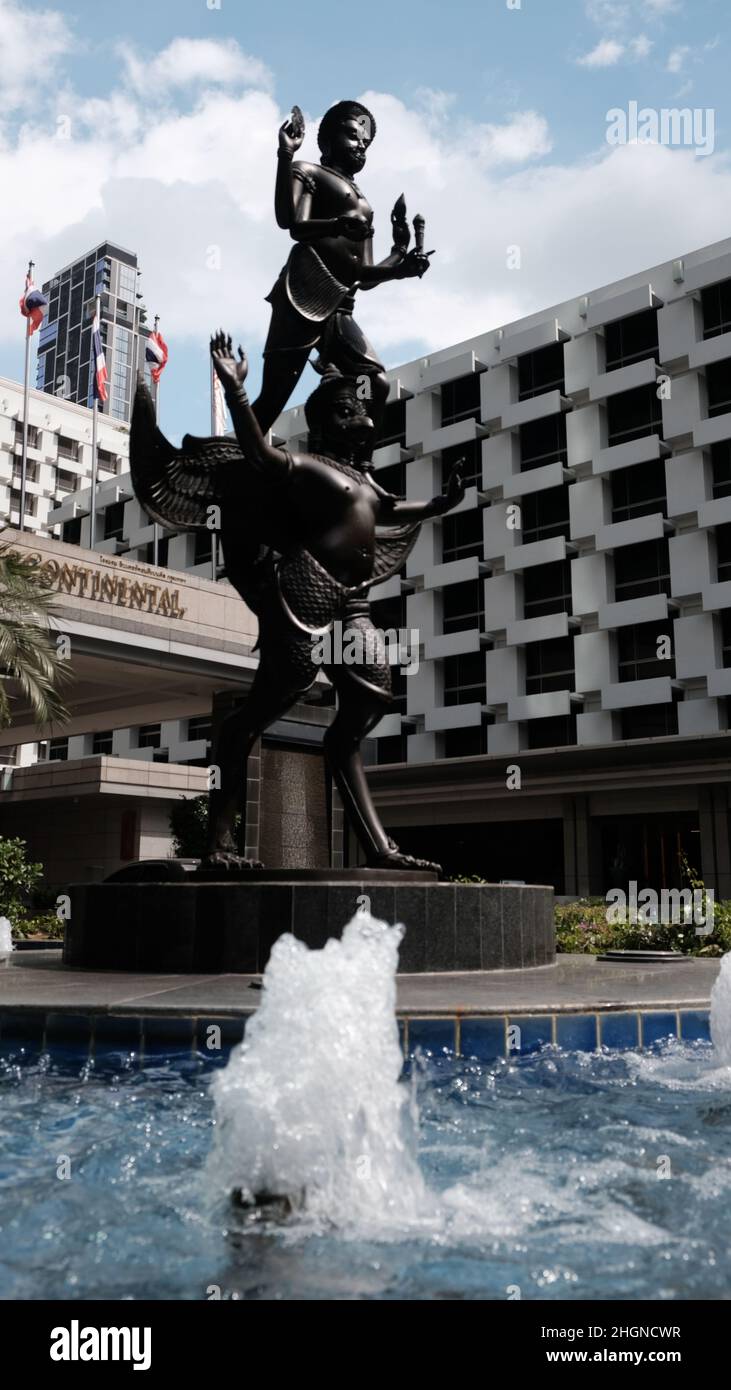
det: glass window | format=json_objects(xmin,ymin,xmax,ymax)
[
  {"xmin": 376, "ymin": 398, "xmax": 406, "ymax": 449},
  {"xmin": 617, "ymin": 621, "xmax": 675, "ymax": 682},
  {"xmin": 443, "ymin": 579, "xmax": 484, "ymax": 633},
  {"xmin": 442, "ymin": 508, "xmax": 483, "ymax": 563},
  {"xmin": 187, "ymin": 716, "xmax": 212, "ymax": 743},
  {"xmin": 527, "ymin": 714, "xmax": 576, "ymax": 749},
  {"xmin": 48, "ymin": 736, "xmax": 69, "ymax": 761},
  {"xmin": 712, "ymin": 442, "xmax": 731, "ymax": 499},
  {"xmin": 614, "ymin": 538, "xmax": 670, "ymax": 601},
  {"xmin": 706, "ymin": 359, "xmax": 731, "ymax": 419},
  {"xmin": 701, "ymin": 280, "xmax": 731, "ymax": 340},
  {"xmin": 138, "ymin": 724, "xmax": 162, "ymax": 749},
  {"xmin": 441, "ymin": 439, "xmax": 482, "ymax": 490},
  {"xmin": 611, "ymin": 460, "xmax": 667, "ymax": 521},
  {"xmin": 518, "ymin": 343, "xmax": 565, "ymax": 400},
  {"xmin": 520, "ymin": 486, "xmax": 570, "ymax": 544},
  {"xmin": 520, "ymin": 413, "xmax": 567, "ymax": 470},
  {"xmin": 607, "ymin": 384, "xmax": 663, "ymax": 446},
  {"xmin": 441, "ymin": 373, "xmax": 481, "ymax": 427},
  {"xmin": 524, "ymin": 559, "xmax": 572, "ymax": 618},
  {"xmin": 525, "ymin": 637, "xmax": 574, "ymax": 694},
  {"xmin": 621, "ymin": 704, "xmax": 678, "ymax": 739},
  {"xmin": 92, "ymin": 731, "xmax": 114, "ymax": 754},
  {"xmin": 604, "ymin": 309, "xmax": 659, "ymax": 370},
  {"xmin": 104, "ymin": 501, "xmax": 125, "ymax": 540},
  {"xmin": 716, "ymin": 523, "xmax": 731, "ymax": 582},
  {"xmin": 444, "ymin": 651, "xmax": 486, "ymax": 705}
]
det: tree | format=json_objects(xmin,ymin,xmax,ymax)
[{"xmin": 0, "ymin": 537, "xmax": 70, "ymax": 728}]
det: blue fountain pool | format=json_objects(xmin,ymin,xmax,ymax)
[{"xmin": 1, "ymin": 1037, "xmax": 730, "ymax": 1302}]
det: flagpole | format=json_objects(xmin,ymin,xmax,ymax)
[
  {"xmin": 210, "ymin": 357, "xmax": 218, "ymax": 583},
  {"xmin": 152, "ymin": 314, "xmax": 160, "ymax": 567},
  {"xmin": 89, "ymin": 292, "xmax": 100, "ymax": 550},
  {"xmin": 19, "ymin": 258, "xmax": 33, "ymax": 534}
]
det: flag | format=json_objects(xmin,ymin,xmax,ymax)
[
  {"xmin": 19, "ymin": 274, "xmax": 48, "ymax": 336},
  {"xmin": 92, "ymin": 311, "xmax": 108, "ymax": 402},
  {"xmin": 145, "ymin": 329, "xmax": 168, "ymax": 384}
]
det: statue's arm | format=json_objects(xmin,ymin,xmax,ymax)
[
  {"xmin": 210, "ymin": 334, "xmax": 289, "ymax": 476},
  {"xmin": 372, "ymin": 462, "xmax": 466, "ymax": 521}
]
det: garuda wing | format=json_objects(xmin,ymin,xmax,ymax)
[{"xmin": 129, "ymin": 382, "xmax": 243, "ymax": 531}]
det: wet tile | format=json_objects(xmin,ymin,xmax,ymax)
[
  {"xmin": 407, "ymin": 1017, "xmax": 456, "ymax": 1056},
  {"xmin": 600, "ymin": 1011, "xmax": 640, "ymax": 1050},
  {"xmin": 679, "ymin": 1009, "xmax": 710, "ymax": 1043},
  {"xmin": 556, "ymin": 1013, "xmax": 598, "ymax": 1052},
  {"xmin": 641, "ymin": 1011, "xmax": 678, "ymax": 1046},
  {"xmin": 508, "ymin": 1014, "xmax": 553, "ymax": 1056},
  {"xmin": 460, "ymin": 1016, "xmax": 505, "ymax": 1061}
]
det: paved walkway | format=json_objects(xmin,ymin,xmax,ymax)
[{"xmin": 0, "ymin": 950, "xmax": 721, "ymax": 1018}]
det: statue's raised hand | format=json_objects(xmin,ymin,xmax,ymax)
[
  {"xmin": 434, "ymin": 461, "xmax": 466, "ymax": 515},
  {"xmin": 279, "ymin": 104, "xmax": 305, "ymax": 156},
  {"xmin": 391, "ymin": 194, "xmax": 410, "ymax": 253},
  {"xmin": 210, "ymin": 331, "xmax": 248, "ymax": 393}
]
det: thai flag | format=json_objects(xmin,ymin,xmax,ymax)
[
  {"xmin": 92, "ymin": 311, "xmax": 108, "ymax": 402},
  {"xmin": 19, "ymin": 274, "xmax": 48, "ymax": 336},
  {"xmin": 145, "ymin": 330, "xmax": 168, "ymax": 384}
]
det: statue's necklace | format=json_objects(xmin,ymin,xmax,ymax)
[{"xmin": 321, "ymin": 163, "xmax": 365, "ymax": 200}]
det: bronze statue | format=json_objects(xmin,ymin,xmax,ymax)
[
  {"xmin": 130, "ymin": 101, "xmax": 463, "ymax": 876},
  {"xmin": 251, "ymin": 101, "xmax": 433, "ymax": 441}
]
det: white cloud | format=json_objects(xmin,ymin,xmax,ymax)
[
  {"xmin": 644, "ymin": 0, "xmax": 681, "ymax": 13},
  {"xmin": 629, "ymin": 35, "xmax": 653, "ymax": 59},
  {"xmin": 2, "ymin": 14, "xmax": 731, "ymax": 414},
  {"xmin": 667, "ymin": 45, "xmax": 690, "ymax": 73},
  {"xmin": 119, "ymin": 36, "xmax": 273, "ymax": 96},
  {"xmin": 473, "ymin": 111, "xmax": 553, "ymax": 164},
  {"xmin": 0, "ymin": 0, "xmax": 73, "ymax": 113},
  {"xmin": 577, "ymin": 39, "xmax": 626, "ymax": 67}
]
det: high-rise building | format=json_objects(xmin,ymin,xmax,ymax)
[{"xmin": 36, "ymin": 242, "xmax": 154, "ymax": 424}]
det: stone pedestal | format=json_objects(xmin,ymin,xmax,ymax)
[{"xmin": 63, "ymin": 869, "xmax": 554, "ymax": 974}]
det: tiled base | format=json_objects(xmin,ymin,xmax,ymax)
[
  {"xmin": 63, "ymin": 880, "xmax": 555, "ymax": 974},
  {"xmin": 0, "ymin": 1006, "xmax": 710, "ymax": 1061}
]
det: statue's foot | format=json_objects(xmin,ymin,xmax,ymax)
[
  {"xmin": 368, "ymin": 838, "xmax": 442, "ymax": 876},
  {"xmin": 198, "ymin": 851, "xmax": 264, "ymax": 874}
]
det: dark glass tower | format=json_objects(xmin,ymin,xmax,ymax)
[{"xmin": 36, "ymin": 242, "xmax": 154, "ymax": 424}]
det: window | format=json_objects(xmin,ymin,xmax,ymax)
[
  {"xmin": 57, "ymin": 434, "xmax": 79, "ymax": 461},
  {"xmin": 376, "ymin": 398, "xmax": 406, "ymax": 448},
  {"xmin": 9, "ymin": 489, "xmax": 37, "ymax": 517},
  {"xmin": 520, "ymin": 413, "xmax": 567, "ymax": 470},
  {"xmin": 621, "ymin": 704, "xmax": 678, "ymax": 740},
  {"xmin": 442, "ymin": 508, "xmax": 483, "ymax": 564},
  {"xmin": 143, "ymin": 537, "xmax": 169, "ymax": 566},
  {"xmin": 195, "ymin": 530, "xmax": 213, "ymax": 565},
  {"xmin": 97, "ymin": 448, "xmax": 120, "ymax": 474},
  {"xmin": 444, "ymin": 652, "xmax": 486, "ymax": 706},
  {"xmin": 55, "ymin": 468, "xmax": 78, "ymax": 493},
  {"xmin": 443, "ymin": 579, "xmax": 484, "ymax": 633},
  {"xmin": 104, "ymin": 500, "xmax": 125, "ymax": 541},
  {"xmin": 525, "ymin": 637, "xmax": 574, "ymax": 694},
  {"xmin": 617, "ymin": 621, "xmax": 675, "ymax": 682},
  {"xmin": 0, "ymin": 746, "xmax": 18, "ymax": 767},
  {"xmin": 14, "ymin": 420, "xmax": 39, "ymax": 449},
  {"xmin": 187, "ymin": 716, "xmax": 212, "ymax": 743},
  {"xmin": 441, "ymin": 373, "xmax": 481, "ymax": 427},
  {"xmin": 614, "ymin": 538, "xmax": 670, "ymax": 601},
  {"xmin": 722, "ymin": 610, "xmax": 731, "ymax": 668},
  {"xmin": 611, "ymin": 460, "xmax": 667, "ymax": 521},
  {"xmin": 717, "ymin": 523, "xmax": 731, "ymax": 583},
  {"xmin": 520, "ymin": 486, "xmax": 571, "ymax": 544},
  {"xmin": 607, "ymin": 384, "xmax": 663, "ymax": 446},
  {"xmin": 604, "ymin": 309, "xmax": 659, "ymax": 370},
  {"xmin": 375, "ymin": 734, "xmax": 407, "ymax": 764},
  {"xmin": 138, "ymin": 724, "xmax": 161, "ymax": 749},
  {"xmin": 372, "ymin": 459, "xmax": 405, "ymax": 496},
  {"xmin": 444, "ymin": 724, "xmax": 489, "ymax": 758},
  {"xmin": 712, "ymin": 442, "xmax": 731, "ymax": 499},
  {"xmin": 518, "ymin": 343, "xmax": 565, "ymax": 400},
  {"xmin": 701, "ymin": 280, "xmax": 731, "ymax": 340},
  {"xmin": 12, "ymin": 460, "xmax": 38, "ymax": 485},
  {"xmin": 527, "ymin": 714, "xmax": 576, "ymax": 749},
  {"xmin": 441, "ymin": 439, "xmax": 481, "ymax": 490},
  {"xmin": 706, "ymin": 360, "xmax": 731, "ymax": 419},
  {"xmin": 92, "ymin": 731, "xmax": 114, "ymax": 754},
  {"xmin": 62, "ymin": 517, "xmax": 82, "ymax": 545},
  {"xmin": 48, "ymin": 737, "xmax": 69, "ymax": 761},
  {"xmin": 524, "ymin": 559, "xmax": 572, "ymax": 619}
]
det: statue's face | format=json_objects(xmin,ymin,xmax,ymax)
[
  {"xmin": 322, "ymin": 387, "xmax": 374, "ymax": 461},
  {"xmin": 327, "ymin": 116, "xmax": 372, "ymax": 174}
]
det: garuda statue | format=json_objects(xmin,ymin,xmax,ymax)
[{"xmin": 130, "ymin": 102, "xmax": 465, "ymax": 876}]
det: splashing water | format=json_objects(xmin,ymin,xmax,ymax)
[
  {"xmin": 208, "ymin": 911, "xmax": 436, "ymax": 1234},
  {"xmin": 710, "ymin": 951, "xmax": 731, "ymax": 1065}
]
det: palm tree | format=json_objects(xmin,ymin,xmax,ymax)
[{"xmin": 0, "ymin": 536, "xmax": 70, "ymax": 729}]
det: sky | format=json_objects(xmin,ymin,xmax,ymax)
[{"xmin": 1, "ymin": 0, "xmax": 730, "ymax": 441}]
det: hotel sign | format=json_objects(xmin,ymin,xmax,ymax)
[{"xmin": 23, "ymin": 553, "xmax": 187, "ymax": 620}]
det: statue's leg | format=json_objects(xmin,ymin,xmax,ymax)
[
  {"xmin": 205, "ymin": 645, "xmax": 318, "ymax": 867},
  {"xmin": 251, "ymin": 348, "xmax": 310, "ymax": 437},
  {"xmin": 324, "ymin": 311, "xmax": 389, "ymax": 446},
  {"xmin": 324, "ymin": 618, "xmax": 442, "ymax": 873}
]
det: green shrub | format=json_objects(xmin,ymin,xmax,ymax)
[{"xmin": 0, "ymin": 836, "xmax": 43, "ymax": 927}]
